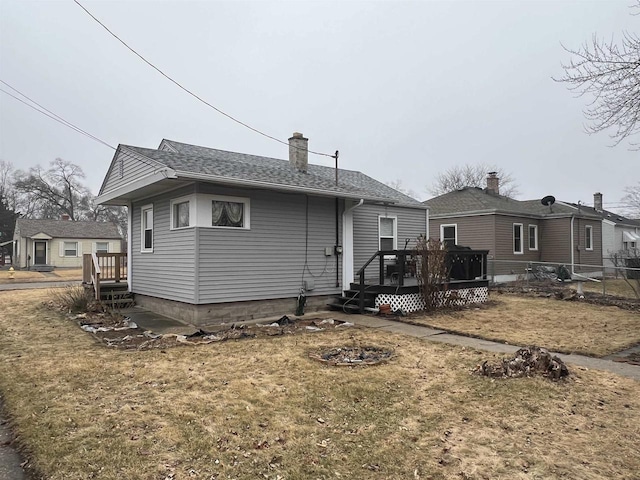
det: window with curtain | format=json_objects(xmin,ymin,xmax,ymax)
[
  {"xmin": 212, "ymin": 200, "xmax": 244, "ymax": 227},
  {"xmin": 173, "ymin": 200, "xmax": 190, "ymax": 228}
]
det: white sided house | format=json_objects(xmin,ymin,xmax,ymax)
[
  {"xmin": 96, "ymin": 134, "xmax": 431, "ymax": 325},
  {"xmin": 13, "ymin": 218, "xmax": 123, "ymax": 270}
]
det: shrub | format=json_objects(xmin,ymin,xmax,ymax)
[{"xmin": 50, "ymin": 285, "xmax": 94, "ymax": 313}]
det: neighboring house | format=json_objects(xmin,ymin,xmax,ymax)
[
  {"xmin": 96, "ymin": 133, "xmax": 429, "ymax": 324},
  {"xmin": 424, "ymin": 173, "xmax": 603, "ymax": 282},
  {"xmin": 13, "ymin": 217, "xmax": 123, "ymax": 270},
  {"xmin": 567, "ymin": 193, "xmax": 640, "ymax": 270}
]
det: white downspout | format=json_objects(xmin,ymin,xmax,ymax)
[
  {"xmin": 342, "ymin": 199, "xmax": 364, "ymax": 290},
  {"xmin": 425, "ymin": 207, "xmax": 430, "ymax": 239},
  {"xmin": 570, "ymin": 215, "xmax": 575, "ymax": 276}
]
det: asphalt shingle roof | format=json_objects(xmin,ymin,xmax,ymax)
[
  {"xmin": 424, "ymin": 187, "xmax": 599, "ymax": 218},
  {"xmin": 121, "ymin": 140, "xmax": 422, "ymax": 207},
  {"xmin": 16, "ymin": 219, "xmax": 122, "ymax": 239}
]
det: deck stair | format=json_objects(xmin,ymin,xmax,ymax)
[
  {"xmin": 98, "ymin": 283, "xmax": 134, "ymax": 309},
  {"xmin": 327, "ymin": 284, "xmax": 378, "ymax": 313}
]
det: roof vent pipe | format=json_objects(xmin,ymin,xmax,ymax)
[{"xmin": 289, "ymin": 132, "xmax": 308, "ymax": 173}]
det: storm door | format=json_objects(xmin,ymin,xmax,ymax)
[{"xmin": 34, "ymin": 241, "xmax": 47, "ymax": 264}]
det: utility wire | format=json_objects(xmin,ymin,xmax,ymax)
[
  {"xmin": 1, "ymin": 79, "xmax": 115, "ymax": 150},
  {"xmin": 74, "ymin": 0, "xmax": 337, "ymax": 160},
  {"xmin": 0, "ymin": 81, "xmax": 163, "ymax": 171}
]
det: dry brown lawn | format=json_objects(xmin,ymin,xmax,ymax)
[
  {"xmin": 409, "ymin": 294, "xmax": 640, "ymax": 357},
  {"xmin": 0, "ymin": 268, "xmax": 82, "ymax": 284},
  {"xmin": 0, "ymin": 290, "xmax": 639, "ymax": 479},
  {"xmin": 575, "ymin": 278, "xmax": 639, "ymax": 299}
]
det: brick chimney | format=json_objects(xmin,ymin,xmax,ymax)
[
  {"xmin": 593, "ymin": 192, "xmax": 603, "ymax": 212},
  {"xmin": 289, "ymin": 132, "xmax": 308, "ymax": 173},
  {"xmin": 486, "ymin": 172, "xmax": 499, "ymax": 195}
]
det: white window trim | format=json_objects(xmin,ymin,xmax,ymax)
[
  {"xmin": 61, "ymin": 241, "xmax": 79, "ymax": 257},
  {"xmin": 440, "ymin": 223, "xmax": 458, "ymax": 247},
  {"xmin": 378, "ymin": 215, "xmax": 397, "ymax": 257},
  {"xmin": 513, "ymin": 223, "xmax": 524, "ymax": 255},
  {"xmin": 141, "ymin": 204, "xmax": 154, "ymax": 253},
  {"xmin": 198, "ymin": 194, "xmax": 251, "ymax": 230},
  {"xmin": 170, "ymin": 195, "xmax": 196, "ymax": 230},
  {"xmin": 528, "ymin": 224, "xmax": 538, "ymax": 251},
  {"xmin": 585, "ymin": 225, "xmax": 593, "ymax": 251},
  {"xmin": 94, "ymin": 241, "xmax": 110, "ymax": 254}
]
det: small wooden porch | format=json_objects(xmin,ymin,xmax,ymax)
[
  {"xmin": 329, "ymin": 248, "xmax": 489, "ymax": 313},
  {"xmin": 82, "ymin": 252, "xmax": 132, "ymax": 308}
]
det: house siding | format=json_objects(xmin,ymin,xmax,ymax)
[
  {"xmin": 102, "ymin": 150, "xmax": 159, "ymax": 193},
  {"xmin": 14, "ymin": 236, "xmax": 121, "ymax": 268},
  {"xmin": 429, "ymin": 215, "xmax": 496, "ymax": 253},
  {"xmin": 573, "ymin": 217, "xmax": 602, "ymax": 272},
  {"xmin": 602, "ymin": 221, "xmax": 616, "ymax": 267},
  {"xmin": 131, "ymin": 183, "xmax": 344, "ymax": 304},
  {"xmin": 131, "ymin": 186, "xmax": 197, "ymax": 303},
  {"xmin": 353, "ymin": 204, "xmax": 427, "ymax": 282},
  {"xmin": 196, "ymin": 184, "xmax": 343, "ymax": 303},
  {"xmin": 539, "ymin": 217, "xmax": 571, "ymax": 264}
]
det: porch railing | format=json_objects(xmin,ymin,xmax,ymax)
[
  {"xmin": 354, "ymin": 249, "xmax": 488, "ymax": 314},
  {"xmin": 82, "ymin": 253, "xmax": 127, "ymax": 300}
]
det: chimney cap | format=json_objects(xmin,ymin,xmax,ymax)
[
  {"xmin": 290, "ymin": 132, "xmax": 306, "ymax": 139},
  {"xmin": 487, "ymin": 171, "xmax": 497, "ymax": 177}
]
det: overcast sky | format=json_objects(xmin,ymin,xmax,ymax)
[{"xmin": 0, "ymin": 0, "xmax": 637, "ymax": 211}]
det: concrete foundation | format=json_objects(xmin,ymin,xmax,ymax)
[{"xmin": 133, "ymin": 293, "xmax": 333, "ymax": 326}]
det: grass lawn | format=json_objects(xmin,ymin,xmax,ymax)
[
  {"xmin": 409, "ymin": 294, "xmax": 640, "ymax": 357},
  {"xmin": 574, "ymin": 278, "xmax": 639, "ymax": 299},
  {"xmin": 0, "ymin": 268, "xmax": 82, "ymax": 284},
  {"xmin": 1, "ymin": 290, "xmax": 639, "ymax": 479}
]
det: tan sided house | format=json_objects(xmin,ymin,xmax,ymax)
[
  {"xmin": 13, "ymin": 217, "xmax": 123, "ymax": 271},
  {"xmin": 424, "ymin": 173, "xmax": 603, "ymax": 282}
]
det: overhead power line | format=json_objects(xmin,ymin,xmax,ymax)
[
  {"xmin": 0, "ymin": 79, "xmax": 162, "ymax": 171},
  {"xmin": 73, "ymin": 0, "xmax": 336, "ymax": 160}
]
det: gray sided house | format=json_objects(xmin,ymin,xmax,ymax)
[
  {"xmin": 13, "ymin": 218, "xmax": 123, "ymax": 270},
  {"xmin": 424, "ymin": 174, "xmax": 603, "ymax": 282},
  {"xmin": 96, "ymin": 134, "xmax": 428, "ymax": 325},
  {"xmin": 569, "ymin": 193, "xmax": 640, "ymax": 270}
]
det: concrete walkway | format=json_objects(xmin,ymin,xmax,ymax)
[
  {"xmin": 343, "ymin": 314, "xmax": 640, "ymax": 381},
  {"xmin": 0, "ymin": 405, "xmax": 25, "ymax": 480},
  {"xmin": 0, "ymin": 281, "xmax": 81, "ymax": 291}
]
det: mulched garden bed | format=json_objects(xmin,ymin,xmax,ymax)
[{"xmin": 70, "ymin": 313, "xmax": 354, "ymax": 350}]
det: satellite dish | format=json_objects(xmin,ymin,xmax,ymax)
[{"xmin": 541, "ymin": 195, "xmax": 556, "ymax": 206}]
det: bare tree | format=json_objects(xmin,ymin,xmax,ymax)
[
  {"xmin": 14, "ymin": 158, "xmax": 92, "ymax": 220},
  {"xmin": 555, "ymin": 4, "xmax": 640, "ymax": 147},
  {"xmin": 385, "ymin": 179, "xmax": 419, "ymax": 200},
  {"xmin": 428, "ymin": 164, "xmax": 519, "ymax": 198},
  {"xmin": 622, "ymin": 182, "xmax": 640, "ymax": 218},
  {"xmin": 610, "ymin": 248, "xmax": 640, "ymax": 299}
]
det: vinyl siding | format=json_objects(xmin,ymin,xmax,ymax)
[
  {"xmin": 13, "ymin": 237, "xmax": 121, "ymax": 268},
  {"xmin": 197, "ymin": 185, "xmax": 343, "ymax": 303},
  {"xmin": 102, "ymin": 150, "xmax": 159, "ymax": 194},
  {"xmin": 131, "ymin": 184, "xmax": 343, "ymax": 304},
  {"xmin": 574, "ymin": 218, "xmax": 602, "ymax": 271},
  {"xmin": 429, "ymin": 215, "xmax": 495, "ymax": 252},
  {"xmin": 353, "ymin": 204, "xmax": 427, "ymax": 282},
  {"xmin": 602, "ymin": 222, "xmax": 616, "ymax": 267},
  {"xmin": 539, "ymin": 217, "xmax": 571, "ymax": 264},
  {"xmin": 131, "ymin": 186, "xmax": 197, "ymax": 303}
]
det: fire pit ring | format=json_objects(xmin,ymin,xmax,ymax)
[{"xmin": 309, "ymin": 346, "xmax": 394, "ymax": 366}]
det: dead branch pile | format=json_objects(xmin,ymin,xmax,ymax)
[
  {"xmin": 476, "ymin": 346, "xmax": 569, "ymax": 380},
  {"xmin": 309, "ymin": 346, "xmax": 393, "ymax": 366}
]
